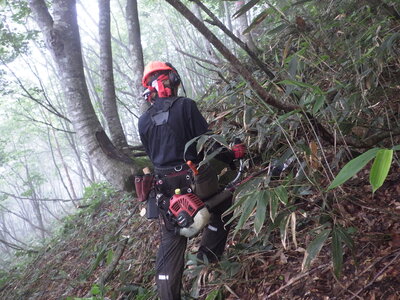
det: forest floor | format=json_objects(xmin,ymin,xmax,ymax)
[{"xmin": 0, "ymin": 165, "xmax": 400, "ymax": 300}]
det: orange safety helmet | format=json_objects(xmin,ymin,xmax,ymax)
[{"xmin": 142, "ymin": 61, "xmax": 174, "ymax": 88}]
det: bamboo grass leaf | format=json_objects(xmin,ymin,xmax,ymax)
[
  {"xmin": 224, "ymin": 194, "xmax": 249, "ymax": 226},
  {"xmin": 254, "ymin": 190, "xmax": 268, "ymax": 235},
  {"xmin": 199, "ymin": 147, "xmax": 222, "ymax": 167},
  {"xmin": 327, "ymin": 148, "xmax": 380, "ymax": 190},
  {"xmin": 269, "ymin": 192, "xmax": 279, "ymax": 222},
  {"xmin": 274, "ymin": 186, "xmax": 288, "ymax": 205},
  {"xmin": 184, "ymin": 136, "xmax": 200, "ymax": 156},
  {"xmin": 336, "ymin": 225, "xmax": 355, "ymax": 250},
  {"xmin": 332, "ymin": 228, "xmax": 343, "ymax": 278},
  {"xmin": 196, "ymin": 135, "xmax": 209, "ymax": 154},
  {"xmin": 369, "ymin": 149, "xmax": 393, "ymax": 193},
  {"xmin": 234, "ymin": 193, "xmax": 258, "ymax": 235},
  {"xmin": 267, "ymin": 23, "xmax": 288, "ymax": 35},
  {"xmin": 211, "ymin": 134, "xmax": 229, "ymax": 148},
  {"xmin": 205, "ymin": 289, "xmax": 221, "ymax": 300},
  {"xmin": 232, "ymin": 0, "xmax": 261, "ymax": 19},
  {"xmin": 278, "ymin": 79, "xmax": 323, "ymax": 94},
  {"xmin": 302, "ymin": 228, "xmax": 331, "ymax": 271},
  {"xmin": 243, "ymin": 8, "xmax": 272, "ymax": 35},
  {"xmin": 313, "ymin": 95, "xmax": 325, "ymax": 115}
]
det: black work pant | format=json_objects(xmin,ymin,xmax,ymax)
[{"xmin": 155, "ymin": 196, "xmax": 232, "ymax": 300}]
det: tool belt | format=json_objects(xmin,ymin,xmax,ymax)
[
  {"xmin": 135, "ymin": 163, "xmax": 221, "ymax": 227},
  {"xmin": 155, "ymin": 163, "xmax": 193, "ymax": 198}
]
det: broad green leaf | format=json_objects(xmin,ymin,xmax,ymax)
[
  {"xmin": 302, "ymin": 228, "xmax": 331, "ymax": 271},
  {"xmin": 313, "ymin": 95, "xmax": 325, "ymax": 115},
  {"xmin": 225, "ymin": 193, "xmax": 255, "ymax": 227},
  {"xmin": 274, "ymin": 186, "xmax": 288, "ymax": 205},
  {"xmin": 243, "ymin": 8, "xmax": 271, "ymax": 35},
  {"xmin": 332, "ymin": 228, "xmax": 343, "ymax": 278},
  {"xmin": 199, "ymin": 147, "xmax": 222, "ymax": 168},
  {"xmin": 268, "ymin": 23, "xmax": 288, "ymax": 35},
  {"xmin": 106, "ymin": 249, "xmax": 114, "ymax": 265},
  {"xmin": 392, "ymin": 144, "xmax": 400, "ymax": 151},
  {"xmin": 223, "ymin": 193, "xmax": 250, "ymax": 220},
  {"xmin": 278, "ymin": 79, "xmax": 323, "ymax": 94},
  {"xmin": 196, "ymin": 135, "xmax": 209, "ymax": 154},
  {"xmin": 211, "ymin": 135, "xmax": 229, "ymax": 148},
  {"xmin": 91, "ymin": 284, "xmax": 101, "ymax": 296},
  {"xmin": 184, "ymin": 136, "xmax": 200, "ymax": 157},
  {"xmin": 254, "ymin": 191, "xmax": 268, "ymax": 235},
  {"xmin": 205, "ymin": 289, "xmax": 221, "ymax": 300},
  {"xmin": 269, "ymin": 192, "xmax": 279, "ymax": 222},
  {"xmin": 232, "ymin": 0, "xmax": 261, "ymax": 18},
  {"xmin": 335, "ymin": 225, "xmax": 355, "ymax": 250},
  {"xmin": 273, "ymin": 109, "xmax": 301, "ymax": 126},
  {"xmin": 292, "ymin": 0, "xmax": 313, "ymax": 5},
  {"xmin": 327, "ymin": 148, "xmax": 380, "ymax": 190},
  {"xmin": 234, "ymin": 194, "xmax": 258, "ymax": 234},
  {"xmin": 369, "ymin": 149, "xmax": 393, "ymax": 193}
]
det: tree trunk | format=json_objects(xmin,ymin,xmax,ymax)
[
  {"xmin": 98, "ymin": 0, "xmax": 129, "ymax": 150},
  {"xmin": 126, "ymin": 0, "xmax": 145, "ymax": 113},
  {"xmin": 28, "ymin": 0, "xmax": 136, "ymax": 191},
  {"xmin": 24, "ymin": 163, "xmax": 46, "ymax": 241}
]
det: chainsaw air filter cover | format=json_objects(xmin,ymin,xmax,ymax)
[{"xmin": 169, "ymin": 192, "xmax": 205, "ymax": 218}]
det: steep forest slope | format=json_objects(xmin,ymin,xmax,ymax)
[
  {"xmin": 1, "ymin": 0, "xmax": 400, "ymax": 299},
  {"xmin": 0, "ymin": 170, "xmax": 399, "ymax": 300}
]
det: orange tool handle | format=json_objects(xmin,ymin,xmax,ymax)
[{"xmin": 186, "ymin": 160, "xmax": 199, "ymax": 175}]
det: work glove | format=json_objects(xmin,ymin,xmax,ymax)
[{"xmin": 231, "ymin": 143, "xmax": 246, "ymax": 159}]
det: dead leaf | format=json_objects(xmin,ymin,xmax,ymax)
[
  {"xmin": 296, "ymin": 16, "xmax": 306, "ymax": 30},
  {"xmin": 390, "ymin": 232, "xmax": 400, "ymax": 248},
  {"xmin": 280, "ymin": 252, "xmax": 288, "ymax": 264}
]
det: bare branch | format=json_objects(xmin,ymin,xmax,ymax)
[
  {"xmin": 175, "ymin": 48, "xmax": 220, "ymax": 67},
  {"xmin": 0, "ymin": 190, "xmax": 81, "ymax": 202},
  {"xmin": 192, "ymin": 0, "xmax": 275, "ymax": 79},
  {"xmin": 0, "ymin": 238, "xmax": 29, "ymax": 252}
]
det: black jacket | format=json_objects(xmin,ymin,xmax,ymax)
[{"xmin": 138, "ymin": 97, "xmax": 208, "ymax": 168}]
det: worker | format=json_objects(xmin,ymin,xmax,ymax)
[{"xmin": 138, "ymin": 61, "xmax": 246, "ymax": 300}]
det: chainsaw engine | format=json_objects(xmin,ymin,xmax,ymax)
[
  {"xmin": 168, "ymin": 189, "xmax": 210, "ymax": 238},
  {"xmin": 169, "ymin": 190, "xmax": 204, "ymax": 227}
]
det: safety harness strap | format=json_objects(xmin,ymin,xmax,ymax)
[{"xmin": 149, "ymin": 97, "xmax": 181, "ymax": 125}]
